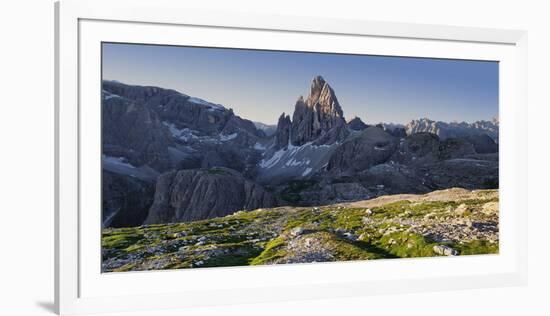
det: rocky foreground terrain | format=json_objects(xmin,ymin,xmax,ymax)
[{"xmin": 102, "ymin": 188, "xmax": 498, "ymax": 272}]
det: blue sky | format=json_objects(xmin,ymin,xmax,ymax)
[{"xmin": 102, "ymin": 43, "xmax": 498, "ymax": 125}]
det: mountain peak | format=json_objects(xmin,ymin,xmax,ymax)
[
  {"xmin": 311, "ymin": 75, "xmax": 327, "ymax": 90},
  {"xmin": 347, "ymin": 116, "xmax": 369, "ymax": 131},
  {"xmin": 305, "ymin": 76, "xmax": 343, "ymax": 116},
  {"xmin": 286, "ymin": 76, "xmax": 348, "ymax": 146}
]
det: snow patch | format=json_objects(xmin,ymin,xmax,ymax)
[
  {"xmin": 102, "ymin": 155, "xmax": 135, "ymax": 169},
  {"xmin": 302, "ymin": 168, "xmax": 313, "ymax": 177},
  {"xmin": 285, "ymin": 158, "xmax": 311, "ymax": 167},
  {"xmin": 187, "ymin": 97, "xmax": 225, "ymax": 111},
  {"xmin": 220, "ymin": 133, "xmax": 237, "ymax": 142},
  {"xmin": 163, "ymin": 122, "xmax": 199, "ymax": 142},
  {"xmin": 254, "ymin": 142, "xmax": 267, "ymax": 150},
  {"xmin": 102, "ymin": 90, "xmax": 121, "ymax": 100},
  {"xmin": 259, "ymin": 149, "xmax": 285, "ymax": 169}
]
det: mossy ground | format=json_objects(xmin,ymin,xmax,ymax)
[{"xmin": 102, "ymin": 189, "xmax": 499, "ymax": 272}]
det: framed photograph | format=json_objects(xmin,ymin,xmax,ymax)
[{"xmin": 55, "ymin": 0, "xmax": 527, "ymax": 314}]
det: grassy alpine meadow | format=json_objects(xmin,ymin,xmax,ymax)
[{"xmin": 101, "ymin": 188, "xmax": 499, "ymax": 272}]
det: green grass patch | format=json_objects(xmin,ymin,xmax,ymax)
[
  {"xmin": 378, "ymin": 231, "xmax": 437, "ymax": 258},
  {"xmin": 454, "ymin": 239, "xmax": 499, "ymax": 255},
  {"xmin": 250, "ymin": 237, "xmax": 287, "ymax": 265},
  {"xmin": 279, "ymin": 180, "xmax": 317, "ymax": 203}
]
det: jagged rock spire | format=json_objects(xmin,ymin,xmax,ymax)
[
  {"xmin": 290, "ymin": 76, "xmax": 348, "ymax": 146},
  {"xmin": 274, "ymin": 112, "xmax": 291, "ymax": 149}
]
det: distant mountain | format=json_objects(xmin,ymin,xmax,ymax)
[
  {"xmin": 101, "ymin": 77, "xmax": 499, "ymax": 228},
  {"xmin": 405, "ymin": 118, "xmax": 499, "ymax": 142},
  {"xmin": 347, "ymin": 116, "xmax": 369, "ymax": 131},
  {"xmin": 253, "ymin": 121, "xmax": 277, "ymax": 137}
]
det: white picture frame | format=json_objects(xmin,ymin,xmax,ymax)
[{"xmin": 55, "ymin": 0, "xmax": 528, "ymax": 314}]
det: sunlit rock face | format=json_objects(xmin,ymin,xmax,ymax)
[{"xmin": 290, "ymin": 76, "xmax": 349, "ymax": 146}]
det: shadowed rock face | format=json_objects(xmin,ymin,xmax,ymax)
[
  {"xmin": 275, "ymin": 113, "xmax": 291, "ymax": 149},
  {"xmin": 391, "ymin": 132, "xmax": 441, "ymax": 165},
  {"xmin": 464, "ymin": 134, "xmax": 498, "ymax": 154},
  {"xmin": 103, "ymin": 80, "xmax": 262, "ymax": 139},
  {"xmin": 347, "ymin": 116, "xmax": 369, "ymax": 131},
  {"xmin": 102, "ymin": 171, "xmax": 155, "ymax": 228},
  {"xmin": 101, "ymin": 93, "xmax": 174, "ymax": 171},
  {"xmin": 144, "ymin": 168, "xmax": 278, "ymax": 224},
  {"xmin": 327, "ymin": 127, "xmax": 398, "ymax": 175},
  {"xmin": 439, "ymin": 138, "xmax": 476, "ymax": 160},
  {"xmin": 290, "ymin": 76, "xmax": 349, "ymax": 146}
]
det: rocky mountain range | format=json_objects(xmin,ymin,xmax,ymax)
[
  {"xmin": 405, "ymin": 117, "xmax": 499, "ymax": 142},
  {"xmin": 101, "ymin": 76, "xmax": 499, "ymax": 228}
]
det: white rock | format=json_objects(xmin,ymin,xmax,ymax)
[
  {"xmin": 344, "ymin": 232, "xmax": 357, "ymax": 241},
  {"xmin": 290, "ymin": 226, "xmax": 304, "ymax": 237},
  {"xmin": 433, "ymin": 245, "xmax": 458, "ymax": 256}
]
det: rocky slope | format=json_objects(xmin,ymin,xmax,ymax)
[
  {"xmin": 144, "ymin": 167, "xmax": 277, "ymax": 224},
  {"xmin": 347, "ymin": 116, "xmax": 369, "ymax": 131},
  {"xmin": 102, "ymin": 188, "xmax": 499, "ymax": 272}
]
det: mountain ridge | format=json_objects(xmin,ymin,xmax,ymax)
[{"xmin": 101, "ymin": 76, "xmax": 499, "ymax": 228}]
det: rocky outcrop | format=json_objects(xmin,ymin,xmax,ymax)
[
  {"xmin": 464, "ymin": 134, "xmax": 498, "ymax": 154},
  {"xmin": 102, "ymin": 171, "xmax": 155, "ymax": 228},
  {"xmin": 391, "ymin": 132, "xmax": 441, "ymax": 165},
  {"xmin": 347, "ymin": 116, "xmax": 369, "ymax": 131},
  {"xmin": 327, "ymin": 127, "xmax": 397, "ymax": 175},
  {"xmin": 144, "ymin": 168, "xmax": 278, "ymax": 224},
  {"xmin": 275, "ymin": 113, "xmax": 291, "ymax": 149},
  {"xmin": 290, "ymin": 76, "xmax": 349, "ymax": 146},
  {"xmin": 439, "ymin": 138, "xmax": 476, "ymax": 160}
]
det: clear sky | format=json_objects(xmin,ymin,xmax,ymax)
[{"xmin": 102, "ymin": 43, "xmax": 498, "ymax": 125}]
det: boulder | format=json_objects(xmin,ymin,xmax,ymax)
[{"xmin": 433, "ymin": 245, "xmax": 458, "ymax": 256}]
